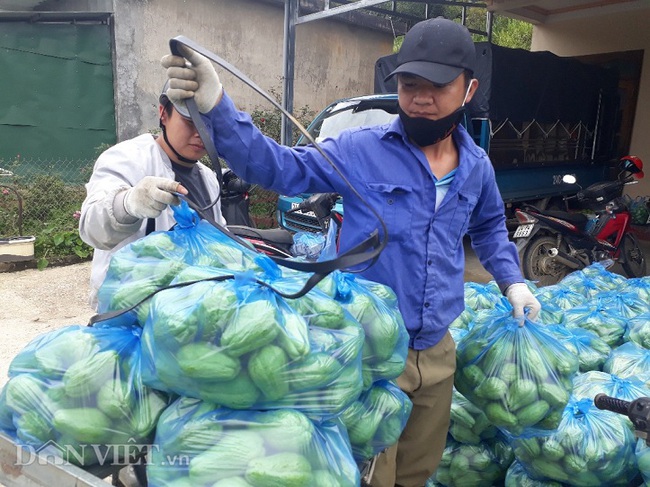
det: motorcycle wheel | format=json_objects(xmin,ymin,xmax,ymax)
[
  {"xmin": 521, "ymin": 235, "xmax": 572, "ymax": 287},
  {"xmin": 620, "ymin": 233, "xmax": 646, "ymax": 278}
]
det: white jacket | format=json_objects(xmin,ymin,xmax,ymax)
[{"xmin": 79, "ymin": 134, "xmax": 225, "ymax": 309}]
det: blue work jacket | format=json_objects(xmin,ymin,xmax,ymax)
[{"xmin": 206, "ymin": 92, "xmax": 523, "ymax": 350}]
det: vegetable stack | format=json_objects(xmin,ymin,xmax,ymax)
[
  {"xmin": 448, "ymin": 388, "xmax": 498, "ymax": 445},
  {"xmin": 148, "ymin": 396, "xmax": 360, "ymax": 487},
  {"xmin": 140, "ymin": 273, "xmax": 366, "ymax": 415},
  {"xmin": 511, "ymin": 398, "xmax": 638, "ymax": 486},
  {"xmin": 455, "ymin": 315, "xmax": 578, "ymax": 435},
  {"xmin": 338, "ymin": 380, "xmax": 412, "ymax": 462},
  {"xmin": 314, "ymin": 272, "xmax": 410, "ymax": 389},
  {"xmin": 431, "ymin": 436, "xmax": 514, "ymax": 486},
  {"xmin": 1, "ymin": 201, "xmax": 412, "ymax": 482},
  {"xmin": 102, "ymin": 201, "xmax": 410, "ymax": 481},
  {"xmin": 0, "ymin": 325, "xmax": 168, "ymax": 466}
]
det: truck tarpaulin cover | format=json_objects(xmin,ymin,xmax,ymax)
[{"xmin": 374, "ymin": 42, "xmax": 618, "ymax": 124}]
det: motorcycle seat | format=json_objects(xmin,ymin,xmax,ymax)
[
  {"xmin": 539, "ymin": 210, "xmax": 589, "ymax": 230},
  {"xmin": 227, "ymin": 225, "xmax": 295, "ymax": 246}
]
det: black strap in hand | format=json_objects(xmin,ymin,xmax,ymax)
[
  {"xmin": 87, "ymin": 36, "xmax": 388, "ymax": 326},
  {"xmin": 167, "ymin": 36, "xmax": 387, "ymax": 298}
]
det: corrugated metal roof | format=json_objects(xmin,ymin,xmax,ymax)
[{"xmin": 486, "ymin": 0, "xmax": 649, "ymax": 24}]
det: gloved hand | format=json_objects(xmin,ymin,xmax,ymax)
[
  {"xmin": 505, "ymin": 282, "xmax": 541, "ymax": 324},
  {"xmin": 123, "ymin": 176, "xmax": 186, "ymax": 220},
  {"xmin": 160, "ymin": 44, "xmax": 222, "ymax": 113}
]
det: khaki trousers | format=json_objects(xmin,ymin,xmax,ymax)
[{"xmin": 370, "ymin": 331, "xmax": 456, "ymax": 487}]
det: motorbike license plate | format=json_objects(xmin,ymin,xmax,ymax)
[{"xmin": 513, "ymin": 224, "xmax": 534, "ymax": 238}]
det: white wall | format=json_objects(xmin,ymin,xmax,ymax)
[
  {"xmin": 531, "ymin": 9, "xmax": 650, "ymax": 197},
  {"xmin": 113, "ymin": 0, "xmax": 394, "ymax": 140}
]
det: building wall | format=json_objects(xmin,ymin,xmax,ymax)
[
  {"xmin": 112, "ymin": 0, "xmax": 394, "ymax": 141},
  {"xmin": 530, "ymin": 10, "xmax": 650, "ymax": 197}
]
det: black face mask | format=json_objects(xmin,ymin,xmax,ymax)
[{"xmin": 398, "ymin": 105, "xmax": 466, "ymax": 147}]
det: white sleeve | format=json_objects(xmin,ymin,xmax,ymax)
[{"xmin": 78, "ymin": 143, "xmax": 147, "ymax": 250}]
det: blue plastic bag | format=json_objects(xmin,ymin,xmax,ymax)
[
  {"xmin": 592, "ymin": 289, "xmax": 650, "ymax": 318},
  {"xmin": 455, "ymin": 315, "xmax": 578, "ymax": 435},
  {"xmin": 0, "ymin": 325, "xmax": 168, "ymax": 467},
  {"xmin": 432, "ymin": 435, "xmax": 514, "ymax": 486},
  {"xmin": 559, "ymin": 262, "xmax": 625, "ymax": 298},
  {"xmin": 544, "ymin": 326, "xmax": 611, "ymax": 372},
  {"xmin": 338, "ymin": 380, "xmax": 412, "ymax": 462},
  {"xmin": 623, "ymin": 276, "xmax": 650, "ymax": 302},
  {"xmin": 96, "ymin": 201, "xmax": 275, "ymax": 326},
  {"xmin": 290, "ymin": 231, "xmax": 326, "ymax": 260},
  {"xmin": 463, "ymin": 281, "xmax": 503, "ymax": 311},
  {"xmin": 572, "ymin": 370, "xmax": 650, "ymax": 432},
  {"xmin": 505, "ymin": 460, "xmax": 563, "ymax": 487},
  {"xmin": 534, "ymin": 284, "xmax": 586, "ymax": 310},
  {"xmin": 636, "ymin": 439, "xmax": 650, "ymax": 485},
  {"xmin": 448, "ymin": 388, "xmax": 498, "ymax": 445},
  {"xmin": 624, "ymin": 311, "xmax": 650, "ymax": 349},
  {"xmin": 511, "ymin": 397, "xmax": 637, "ymax": 486},
  {"xmin": 312, "ymin": 271, "xmax": 409, "ymax": 390},
  {"xmin": 563, "ymin": 302, "xmax": 627, "ymax": 347},
  {"xmin": 148, "ymin": 397, "xmax": 359, "ymax": 487},
  {"xmin": 603, "ymin": 341, "xmax": 650, "ymax": 387},
  {"xmin": 140, "ymin": 272, "xmax": 364, "ymax": 416}
]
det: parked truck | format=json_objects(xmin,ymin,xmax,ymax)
[{"xmin": 278, "ymin": 42, "xmax": 621, "ymax": 233}]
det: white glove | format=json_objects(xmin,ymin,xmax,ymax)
[
  {"xmin": 123, "ymin": 176, "xmax": 184, "ymax": 220},
  {"xmin": 505, "ymin": 282, "xmax": 541, "ymax": 323},
  {"xmin": 160, "ymin": 44, "xmax": 222, "ymax": 114}
]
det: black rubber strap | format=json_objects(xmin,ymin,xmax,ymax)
[
  {"xmin": 180, "ymin": 193, "xmax": 383, "ymax": 298},
  {"xmin": 88, "ymin": 37, "xmax": 388, "ymax": 326},
  {"xmin": 167, "ymin": 36, "xmax": 386, "ymax": 296},
  {"xmin": 88, "ymin": 275, "xmax": 234, "ymax": 326},
  {"xmin": 169, "ymin": 39, "xmax": 223, "ymax": 191},
  {"xmin": 145, "ymin": 217, "xmax": 156, "ymax": 236}
]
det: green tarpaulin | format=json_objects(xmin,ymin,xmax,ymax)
[{"xmin": 0, "ymin": 22, "xmax": 115, "ymax": 173}]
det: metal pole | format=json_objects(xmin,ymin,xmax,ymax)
[
  {"xmin": 282, "ymin": 0, "xmax": 298, "ymax": 146},
  {"xmin": 591, "ymin": 91, "xmax": 602, "ymax": 161},
  {"xmin": 486, "ymin": 10, "xmax": 494, "ymax": 42}
]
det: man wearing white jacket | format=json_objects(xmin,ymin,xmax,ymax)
[{"xmin": 79, "ymin": 82, "xmax": 225, "ymax": 309}]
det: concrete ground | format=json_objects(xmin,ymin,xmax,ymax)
[{"xmin": 462, "ymin": 232, "xmax": 650, "ymax": 285}]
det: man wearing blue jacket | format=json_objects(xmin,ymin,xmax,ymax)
[{"xmin": 162, "ymin": 17, "xmax": 540, "ymax": 487}]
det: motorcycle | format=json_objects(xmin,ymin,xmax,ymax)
[
  {"xmin": 513, "ymin": 156, "xmax": 646, "ymax": 286},
  {"xmin": 223, "ymin": 169, "xmax": 342, "ymax": 259},
  {"xmin": 220, "ymin": 167, "xmax": 254, "ymax": 227}
]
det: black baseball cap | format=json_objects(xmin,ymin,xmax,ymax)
[{"xmin": 386, "ymin": 17, "xmax": 476, "ymax": 85}]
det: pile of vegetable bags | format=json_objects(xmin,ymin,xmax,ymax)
[
  {"xmin": 430, "ymin": 262, "xmax": 650, "ymax": 487},
  {"xmin": 149, "ymin": 397, "xmax": 360, "ymax": 487},
  {"xmin": 0, "ymin": 325, "xmax": 168, "ymax": 466},
  {"xmin": 4, "ymin": 200, "xmax": 411, "ymax": 484},
  {"xmin": 510, "ymin": 397, "xmax": 637, "ymax": 486},
  {"xmin": 455, "ymin": 314, "xmax": 579, "ymax": 435}
]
